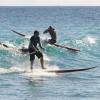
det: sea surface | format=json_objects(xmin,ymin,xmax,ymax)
[{"xmin": 0, "ymin": 6, "xmax": 100, "ymax": 100}]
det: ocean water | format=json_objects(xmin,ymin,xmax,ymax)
[{"xmin": 0, "ymin": 6, "xmax": 100, "ymax": 100}]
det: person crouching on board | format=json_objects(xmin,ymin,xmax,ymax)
[
  {"xmin": 43, "ymin": 26, "xmax": 57, "ymax": 44},
  {"xmin": 28, "ymin": 30, "xmax": 45, "ymax": 70}
]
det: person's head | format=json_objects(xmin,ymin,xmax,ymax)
[
  {"xmin": 48, "ymin": 26, "xmax": 55, "ymax": 31},
  {"xmin": 34, "ymin": 30, "xmax": 39, "ymax": 37},
  {"xmin": 43, "ymin": 26, "xmax": 55, "ymax": 33}
]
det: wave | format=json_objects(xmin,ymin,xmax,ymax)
[{"xmin": 0, "ymin": 66, "xmax": 59, "ymax": 77}]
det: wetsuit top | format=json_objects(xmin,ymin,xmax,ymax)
[
  {"xmin": 49, "ymin": 30, "xmax": 56, "ymax": 41},
  {"xmin": 29, "ymin": 35, "xmax": 40, "ymax": 49},
  {"xmin": 44, "ymin": 29, "xmax": 56, "ymax": 41}
]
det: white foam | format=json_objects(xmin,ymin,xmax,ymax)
[
  {"xmin": 43, "ymin": 54, "xmax": 51, "ymax": 61},
  {"xmin": 21, "ymin": 65, "xmax": 60, "ymax": 77},
  {"xmin": 76, "ymin": 36, "xmax": 96, "ymax": 46},
  {"xmin": 23, "ymin": 69, "xmax": 57, "ymax": 77},
  {"xmin": 0, "ymin": 41, "xmax": 20, "ymax": 54},
  {"xmin": 40, "ymin": 34, "xmax": 49, "ymax": 41},
  {"xmin": 25, "ymin": 35, "xmax": 31, "ymax": 40},
  {"xmin": 4, "ymin": 41, "xmax": 16, "ymax": 48},
  {"xmin": 86, "ymin": 37, "xmax": 96, "ymax": 44},
  {"xmin": 82, "ymin": 36, "xmax": 96, "ymax": 45},
  {"xmin": 0, "ymin": 67, "xmax": 24, "ymax": 74},
  {"xmin": 0, "ymin": 67, "xmax": 10, "ymax": 74},
  {"xmin": 0, "ymin": 67, "xmax": 58, "ymax": 77}
]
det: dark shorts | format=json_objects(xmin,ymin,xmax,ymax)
[
  {"xmin": 48, "ymin": 39, "xmax": 56, "ymax": 44},
  {"xmin": 29, "ymin": 48, "xmax": 43, "ymax": 61}
]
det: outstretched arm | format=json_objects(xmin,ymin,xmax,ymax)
[{"xmin": 43, "ymin": 29, "xmax": 48, "ymax": 34}]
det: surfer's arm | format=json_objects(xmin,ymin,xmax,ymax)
[
  {"xmin": 38, "ymin": 38, "xmax": 44, "ymax": 50},
  {"xmin": 43, "ymin": 29, "xmax": 48, "ymax": 34}
]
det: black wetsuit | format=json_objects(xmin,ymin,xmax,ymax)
[
  {"xmin": 28, "ymin": 36, "xmax": 43, "ymax": 61},
  {"xmin": 48, "ymin": 30, "xmax": 56, "ymax": 44},
  {"xmin": 44, "ymin": 29, "xmax": 56, "ymax": 44}
]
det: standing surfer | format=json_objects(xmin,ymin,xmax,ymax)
[{"xmin": 28, "ymin": 30, "xmax": 45, "ymax": 70}]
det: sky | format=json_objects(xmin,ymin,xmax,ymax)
[{"xmin": 0, "ymin": 0, "xmax": 100, "ymax": 6}]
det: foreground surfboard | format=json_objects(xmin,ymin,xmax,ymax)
[
  {"xmin": 45, "ymin": 67, "xmax": 96, "ymax": 73},
  {"xmin": 11, "ymin": 30, "xmax": 80, "ymax": 52},
  {"xmin": 0, "ymin": 67, "xmax": 96, "ymax": 76}
]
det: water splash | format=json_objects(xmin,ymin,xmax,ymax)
[
  {"xmin": 76, "ymin": 36, "xmax": 96, "ymax": 46},
  {"xmin": 86, "ymin": 37, "xmax": 96, "ymax": 44},
  {"xmin": 0, "ymin": 66, "xmax": 58, "ymax": 77}
]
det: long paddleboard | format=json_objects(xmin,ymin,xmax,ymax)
[
  {"xmin": 48, "ymin": 42, "xmax": 80, "ymax": 51},
  {"xmin": 46, "ymin": 67, "xmax": 96, "ymax": 73},
  {"xmin": 11, "ymin": 30, "xmax": 80, "ymax": 52}
]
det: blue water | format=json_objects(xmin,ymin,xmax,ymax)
[{"xmin": 0, "ymin": 6, "xmax": 100, "ymax": 100}]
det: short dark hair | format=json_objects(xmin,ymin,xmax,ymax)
[
  {"xmin": 48, "ymin": 26, "xmax": 55, "ymax": 30},
  {"xmin": 34, "ymin": 30, "xmax": 39, "ymax": 35}
]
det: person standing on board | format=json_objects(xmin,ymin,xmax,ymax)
[
  {"xmin": 43, "ymin": 26, "xmax": 57, "ymax": 44},
  {"xmin": 28, "ymin": 30, "xmax": 45, "ymax": 70}
]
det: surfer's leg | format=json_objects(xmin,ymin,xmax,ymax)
[
  {"xmin": 36, "ymin": 51, "xmax": 45, "ymax": 69},
  {"xmin": 40, "ymin": 57, "xmax": 45, "ymax": 69},
  {"xmin": 30, "ymin": 60, "xmax": 34, "ymax": 70},
  {"xmin": 29, "ymin": 48, "xmax": 35, "ymax": 70},
  {"xmin": 30, "ymin": 54, "xmax": 35, "ymax": 70}
]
